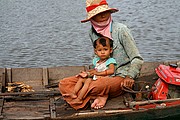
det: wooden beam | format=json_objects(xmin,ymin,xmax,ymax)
[
  {"xmin": 50, "ymin": 98, "xmax": 56, "ymax": 118},
  {"xmin": 43, "ymin": 68, "xmax": 49, "ymax": 86},
  {"xmin": 0, "ymin": 91, "xmax": 60, "ymax": 96},
  {"xmin": 0, "ymin": 98, "xmax": 4, "ymax": 117},
  {"xmin": 6, "ymin": 68, "xmax": 12, "ymax": 83},
  {"xmin": 1, "ymin": 68, "xmax": 6, "ymax": 93}
]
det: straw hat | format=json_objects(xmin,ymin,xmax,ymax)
[{"xmin": 81, "ymin": 0, "xmax": 119, "ymax": 23}]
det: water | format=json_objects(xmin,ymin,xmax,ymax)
[{"xmin": 0, "ymin": 0, "xmax": 179, "ymax": 68}]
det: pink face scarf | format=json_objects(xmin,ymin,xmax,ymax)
[{"xmin": 90, "ymin": 16, "xmax": 112, "ymax": 39}]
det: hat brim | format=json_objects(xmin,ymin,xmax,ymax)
[{"xmin": 81, "ymin": 8, "xmax": 118, "ymax": 23}]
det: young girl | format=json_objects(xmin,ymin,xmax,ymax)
[{"xmin": 65, "ymin": 37, "xmax": 117, "ymax": 104}]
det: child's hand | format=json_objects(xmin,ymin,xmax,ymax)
[
  {"xmin": 89, "ymin": 70, "xmax": 97, "ymax": 76},
  {"xmin": 76, "ymin": 71, "xmax": 88, "ymax": 78}
]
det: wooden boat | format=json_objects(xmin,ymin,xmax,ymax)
[{"xmin": 0, "ymin": 60, "xmax": 180, "ymax": 120}]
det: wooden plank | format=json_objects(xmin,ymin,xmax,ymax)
[
  {"xmin": 0, "ymin": 98, "xmax": 4, "ymax": 116},
  {"xmin": 50, "ymin": 98, "xmax": 56, "ymax": 118},
  {"xmin": 139, "ymin": 62, "xmax": 163, "ymax": 77},
  {"xmin": 6, "ymin": 68, "xmax": 12, "ymax": 83},
  {"xmin": 0, "ymin": 98, "xmax": 4, "ymax": 106},
  {"xmin": 0, "ymin": 68, "xmax": 4, "ymax": 83},
  {"xmin": 3, "ymin": 96, "xmax": 49, "ymax": 101},
  {"xmin": 45, "ymin": 83, "xmax": 58, "ymax": 88},
  {"xmin": 43, "ymin": 68, "xmax": 49, "ymax": 86},
  {"xmin": 48, "ymin": 66, "xmax": 85, "ymax": 84},
  {"xmin": 0, "ymin": 91, "xmax": 60, "ymax": 96},
  {"xmin": 0, "ymin": 75, "xmax": 2, "ymax": 93},
  {"xmin": 100, "ymin": 94, "xmax": 131, "ymax": 110},
  {"xmin": 55, "ymin": 96, "xmax": 77, "ymax": 118},
  {"xmin": 11, "ymin": 68, "xmax": 43, "ymax": 82},
  {"xmin": 3, "ymin": 99, "xmax": 50, "ymax": 119},
  {"xmin": 1, "ymin": 68, "xmax": 6, "ymax": 93},
  {"xmin": 11, "ymin": 68, "xmax": 44, "ymax": 91},
  {"xmin": 163, "ymin": 60, "xmax": 180, "ymax": 66}
]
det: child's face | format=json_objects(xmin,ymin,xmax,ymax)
[{"xmin": 94, "ymin": 40, "xmax": 112, "ymax": 60}]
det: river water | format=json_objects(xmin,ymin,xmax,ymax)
[{"xmin": 0, "ymin": 0, "xmax": 179, "ymax": 68}]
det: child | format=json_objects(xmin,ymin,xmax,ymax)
[{"xmin": 67, "ymin": 37, "xmax": 117, "ymax": 104}]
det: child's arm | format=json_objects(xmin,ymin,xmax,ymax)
[
  {"xmin": 90, "ymin": 63, "xmax": 115, "ymax": 76},
  {"xmin": 76, "ymin": 69, "xmax": 96, "ymax": 78},
  {"xmin": 76, "ymin": 71, "xmax": 88, "ymax": 78}
]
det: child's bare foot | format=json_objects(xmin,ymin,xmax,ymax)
[
  {"xmin": 71, "ymin": 98, "xmax": 83, "ymax": 105},
  {"xmin": 62, "ymin": 93, "xmax": 77, "ymax": 99}
]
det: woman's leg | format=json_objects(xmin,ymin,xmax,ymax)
[
  {"xmin": 90, "ymin": 76, "xmax": 124, "ymax": 109},
  {"xmin": 91, "ymin": 95, "xmax": 108, "ymax": 109}
]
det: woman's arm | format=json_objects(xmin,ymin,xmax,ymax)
[{"xmin": 120, "ymin": 25, "xmax": 144, "ymax": 78}]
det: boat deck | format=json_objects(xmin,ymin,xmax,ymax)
[
  {"xmin": 1, "ymin": 91, "xmax": 134, "ymax": 119},
  {"xmin": 0, "ymin": 61, "xmax": 179, "ymax": 119}
]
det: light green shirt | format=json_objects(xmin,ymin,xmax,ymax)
[{"xmin": 89, "ymin": 21, "xmax": 144, "ymax": 79}]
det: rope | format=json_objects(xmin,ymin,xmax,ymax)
[{"xmin": 122, "ymin": 81, "xmax": 154, "ymax": 94}]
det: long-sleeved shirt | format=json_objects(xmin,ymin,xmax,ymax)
[{"xmin": 89, "ymin": 21, "xmax": 144, "ymax": 79}]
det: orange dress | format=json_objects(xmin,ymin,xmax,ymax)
[{"xmin": 59, "ymin": 76, "xmax": 124, "ymax": 110}]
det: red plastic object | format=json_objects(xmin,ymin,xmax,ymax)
[
  {"xmin": 151, "ymin": 64, "xmax": 180, "ymax": 100},
  {"xmin": 155, "ymin": 64, "xmax": 180, "ymax": 85},
  {"xmin": 152, "ymin": 78, "xmax": 168, "ymax": 100}
]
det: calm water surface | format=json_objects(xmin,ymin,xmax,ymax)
[{"xmin": 0, "ymin": 0, "xmax": 179, "ymax": 68}]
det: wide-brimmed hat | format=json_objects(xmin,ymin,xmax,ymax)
[{"xmin": 81, "ymin": 0, "xmax": 119, "ymax": 23}]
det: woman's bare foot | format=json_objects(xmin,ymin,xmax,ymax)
[
  {"xmin": 62, "ymin": 93, "xmax": 77, "ymax": 99},
  {"xmin": 71, "ymin": 98, "xmax": 83, "ymax": 105},
  {"xmin": 91, "ymin": 95, "xmax": 108, "ymax": 109}
]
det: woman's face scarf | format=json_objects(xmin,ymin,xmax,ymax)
[{"xmin": 90, "ymin": 16, "xmax": 112, "ymax": 39}]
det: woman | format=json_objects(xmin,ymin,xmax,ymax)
[{"xmin": 59, "ymin": 0, "xmax": 144, "ymax": 110}]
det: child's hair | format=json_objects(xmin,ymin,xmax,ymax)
[{"xmin": 93, "ymin": 37, "xmax": 113, "ymax": 48}]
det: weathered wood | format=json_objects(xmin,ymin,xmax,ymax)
[
  {"xmin": 1, "ymin": 68, "xmax": 6, "ymax": 93},
  {"xmin": 0, "ymin": 61, "xmax": 179, "ymax": 120},
  {"xmin": 3, "ymin": 99, "xmax": 50, "ymax": 119},
  {"xmin": 0, "ymin": 98, "xmax": 4, "ymax": 116},
  {"xmin": 50, "ymin": 98, "xmax": 56, "ymax": 118},
  {"xmin": 126, "ymin": 98, "xmax": 180, "ymax": 108},
  {"xmin": 11, "ymin": 68, "xmax": 45, "ymax": 91},
  {"xmin": 11, "ymin": 68, "xmax": 43, "ymax": 82},
  {"xmin": 43, "ymin": 68, "xmax": 49, "ymax": 86},
  {"xmin": 139, "ymin": 61, "xmax": 163, "ymax": 77},
  {"xmin": 0, "ymin": 75, "xmax": 2, "ymax": 93},
  {"xmin": 0, "ymin": 90, "xmax": 60, "ymax": 96},
  {"xmin": 163, "ymin": 60, "xmax": 180, "ymax": 66},
  {"xmin": 48, "ymin": 66, "xmax": 85, "ymax": 84},
  {"xmin": 75, "ymin": 109, "xmax": 133, "ymax": 116},
  {"xmin": 100, "ymin": 93, "xmax": 132, "ymax": 110},
  {"xmin": 3, "ymin": 96, "xmax": 49, "ymax": 101},
  {"xmin": 6, "ymin": 68, "xmax": 12, "ymax": 83},
  {"xmin": 45, "ymin": 82, "xmax": 58, "ymax": 88}
]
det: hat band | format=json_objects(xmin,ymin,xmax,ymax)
[{"xmin": 86, "ymin": 0, "xmax": 108, "ymax": 12}]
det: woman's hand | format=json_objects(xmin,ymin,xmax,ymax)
[{"xmin": 121, "ymin": 76, "xmax": 134, "ymax": 88}]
